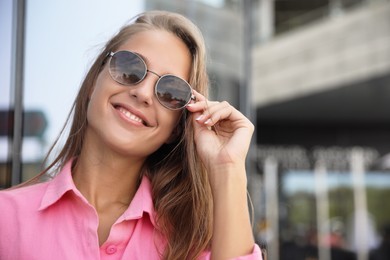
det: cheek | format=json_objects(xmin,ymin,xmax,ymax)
[
  {"xmin": 87, "ymin": 88, "xmax": 98, "ymax": 116},
  {"xmin": 86, "ymin": 98, "xmax": 98, "ymax": 133},
  {"xmin": 161, "ymin": 112, "xmax": 182, "ymax": 139},
  {"xmin": 88, "ymin": 72, "xmax": 110, "ymax": 110},
  {"xmin": 163, "ymin": 111, "xmax": 181, "ymax": 128},
  {"xmin": 89, "ymin": 69, "xmax": 109, "ymax": 99},
  {"xmin": 86, "ymin": 84, "xmax": 106, "ymax": 126}
]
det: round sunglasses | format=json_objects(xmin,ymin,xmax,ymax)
[{"xmin": 107, "ymin": 50, "xmax": 195, "ymax": 110}]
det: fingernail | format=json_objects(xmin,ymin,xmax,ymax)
[
  {"xmin": 196, "ymin": 115, "xmax": 204, "ymax": 121},
  {"xmin": 204, "ymin": 119, "xmax": 212, "ymax": 125}
]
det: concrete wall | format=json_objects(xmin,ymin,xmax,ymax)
[{"xmin": 252, "ymin": 0, "xmax": 390, "ymax": 107}]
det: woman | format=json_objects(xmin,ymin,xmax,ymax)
[{"xmin": 0, "ymin": 11, "xmax": 261, "ymax": 259}]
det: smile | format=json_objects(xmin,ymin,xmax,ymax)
[{"xmin": 116, "ymin": 106, "xmax": 147, "ymax": 126}]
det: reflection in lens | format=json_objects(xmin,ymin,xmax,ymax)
[
  {"xmin": 156, "ymin": 75, "xmax": 192, "ymax": 109},
  {"xmin": 109, "ymin": 51, "xmax": 146, "ymax": 85}
]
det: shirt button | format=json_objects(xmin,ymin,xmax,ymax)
[{"xmin": 106, "ymin": 245, "xmax": 117, "ymax": 255}]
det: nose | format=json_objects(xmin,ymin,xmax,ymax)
[{"xmin": 127, "ymin": 73, "xmax": 158, "ymax": 107}]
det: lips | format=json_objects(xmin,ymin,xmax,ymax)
[{"xmin": 113, "ymin": 104, "xmax": 151, "ymax": 127}]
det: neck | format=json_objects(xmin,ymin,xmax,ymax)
[{"xmin": 72, "ymin": 149, "xmax": 145, "ymax": 210}]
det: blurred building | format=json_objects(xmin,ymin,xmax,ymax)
[
  {"xmin": 253, "ymin": 2, "xmax": 390, "ymax": 259},
  {"xmin": 254, "ymin": 0, "xmax": 390, "ymax": 167}
]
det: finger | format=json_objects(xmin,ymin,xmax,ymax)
[
  {"xmin": 187, "ymin": 101, "xmax": 222, "ymax": 124},
  {"xmin": 192, "ymin": 89, "xmax": 207, "ymax": 102},
  {"xmin": 191, "ymin": 101, "xmax": 234, "ymax": 126},
  {"xmin": 186, "ymin": 90, "xmax": 208, "ymax": 113},
  {"xmin": 201, "ymin": 102, "xmax": 252, "ymax": 129},
  {"xmin": 202, "ymin": 101, "xmax": 234, "ymax": 126},
  {"xmin": 186, "ymin": 100, "xmax": 218, "ymax": 114}
]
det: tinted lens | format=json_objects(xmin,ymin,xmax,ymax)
[
  {"xmin": 156, "ymin": 75, "xmax": 192, "ymax": 110},
  {"xmin": 109, "ymin": 51, "xmax": 146, "ymax": 85}
]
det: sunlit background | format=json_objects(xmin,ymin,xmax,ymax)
[{"xmin": 1, "ymin": 0, "xmax": 390, "ymax": 260}]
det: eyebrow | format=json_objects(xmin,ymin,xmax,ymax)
[
  {"xmin": 132, "ymin": 51, "xmax": 184, "ymax": 79},
  {"xmin": 134, "ymin": 51, "xmax": 171, "ymax": 77}
]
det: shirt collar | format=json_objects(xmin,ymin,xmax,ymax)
[
  {"xmin": 38, "ymin": 160, "xmax": 157, "ymax": 227},
  {"xmin": 119, "ymin": 175, "xmax": 157, "ymax": 226},
  {"xmin": 38, "ymin": 160, "xmax": 78, "ymax": 211}
]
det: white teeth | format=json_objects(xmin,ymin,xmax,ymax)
[{"xmin": 118, "ymin": 107, "xmax": 144, "ymax": 124}]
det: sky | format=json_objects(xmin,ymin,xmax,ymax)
[{"xmin": 1, "ymin": 0, "xmax": 144, "ymax": 159}]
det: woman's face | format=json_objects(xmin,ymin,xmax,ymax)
[{"xmin": 85, "ymin": 30, "xmax": 192, "ymax": 159}]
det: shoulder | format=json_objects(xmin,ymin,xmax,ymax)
[
  {"xmin": 0, "ymin": 181, "xmax": 51, "ymax": 236},
  {"xmin": 0, "ymin": 181, "xmax": 49, "ymax": 213},
  {"xmin": 0, "ymin": 181, "xmax": 54, "ymax": 258}
]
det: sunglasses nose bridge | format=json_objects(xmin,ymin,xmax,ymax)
[{"xmin": 146, "ymin": 69, "xmax": 161, "ymax": 79}]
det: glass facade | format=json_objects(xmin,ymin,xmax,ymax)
[
  {"xmin": 0, "ymin": 0, "xmax": 26, "ymax": 188},
  {"xmin": 0, "ymin": 1, "xmax": 12, "ymax": 188}
]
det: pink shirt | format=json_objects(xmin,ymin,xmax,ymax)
[{"xmin": 0, "ymin": 161, "xmax": 262, "ymax": 259}]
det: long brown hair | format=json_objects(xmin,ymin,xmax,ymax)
[{"xmin": 28, "ymin": 11, "xmax": 212, "ymax": 260}]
